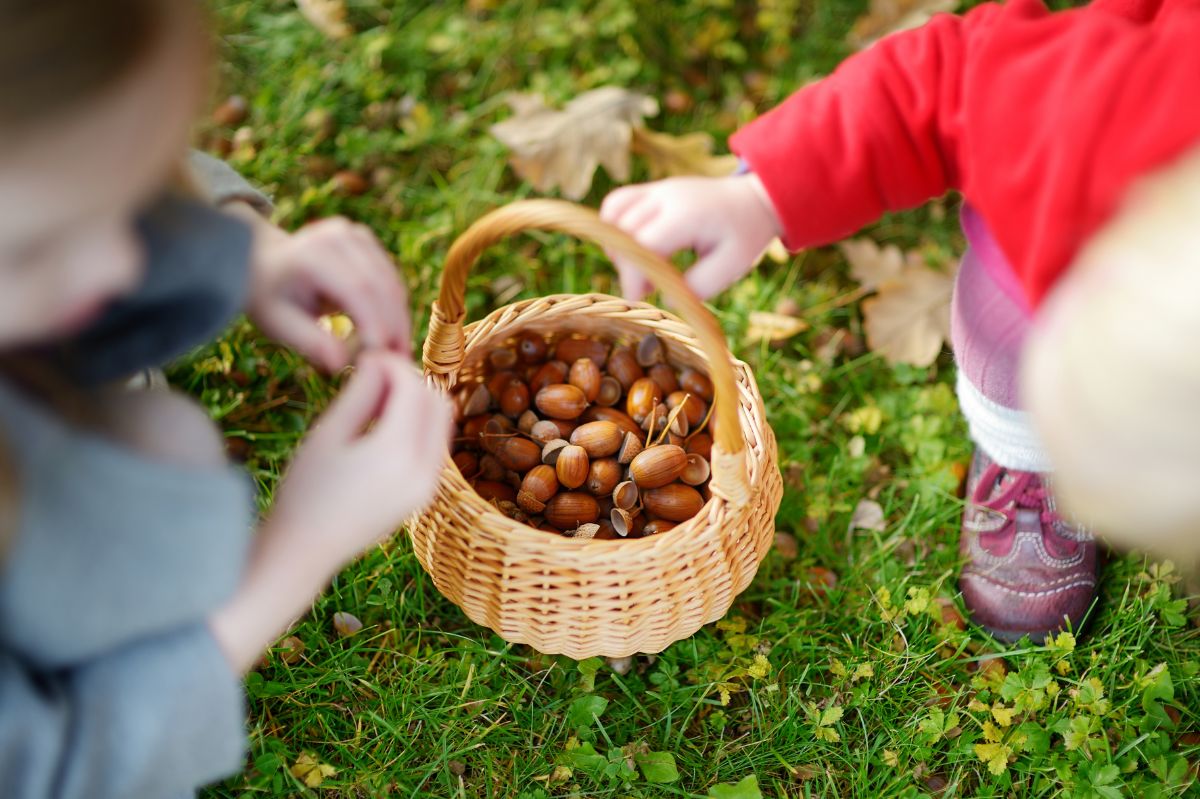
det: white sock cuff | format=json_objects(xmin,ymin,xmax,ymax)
[{"xmin": 956, "ymin": 371, "xmax": 1053, "ymax": 472}]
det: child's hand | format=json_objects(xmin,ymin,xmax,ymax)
[
  {"xmin": 235, "ymin": 206, "xmax": 412, "ymax": 371},
  {"xmin": 599, "ymin": 173, "xmax": 783, "ymax": 301}
]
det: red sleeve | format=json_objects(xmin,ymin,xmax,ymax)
[{"xmin": 732, "ymin": 0, "xmax": 1200, "ymax": 307}]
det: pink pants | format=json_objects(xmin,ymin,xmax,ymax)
[{"xmin": 951, "ymin": 206, "xmax": 1051, "ymax": 472}]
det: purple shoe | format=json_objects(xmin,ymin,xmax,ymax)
[{"xmin": 959, "ymin": 450, "xmax": 1100, "ymax": 643}]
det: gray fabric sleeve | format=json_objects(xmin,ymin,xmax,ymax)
[
  {"xmin": 0, "ymin": 624, "xmax": 246, "ymax": 799},
  {"xmin": 187, "ymin": 151, "xmax": 273, "ymax": 216}
]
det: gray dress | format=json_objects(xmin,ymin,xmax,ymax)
[{"xmin": 0, "ymin": 154, "xmax": 272, "ymax": 798}]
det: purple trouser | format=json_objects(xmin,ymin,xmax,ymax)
[{"xmin": 951, "ymin": 206, "xmax": 1051, "ymax": 472}]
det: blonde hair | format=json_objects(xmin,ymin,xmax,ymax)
[{"xmin": 1022, "ymin": 145, "xmax": 1200, "ymax": 559}]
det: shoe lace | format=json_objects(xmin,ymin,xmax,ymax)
[{"xmin": 973, "ymin": 462, "xmax": 1063, "ymax": 532}]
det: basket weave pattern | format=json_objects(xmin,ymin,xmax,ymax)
[{"xmin": 411, "ymin": 201, "xmax": 782, "ymax": 659}]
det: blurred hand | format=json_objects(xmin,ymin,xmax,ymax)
[
  {"xmin": 599, "ymin": 173, "xmax": 783, "ymax": 301},
  {"xmin": 239, "ymin": 210, "xmax": 412, "ymax": 371}
]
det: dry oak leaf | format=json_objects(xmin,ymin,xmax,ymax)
[
  {"xmin": 295, "ymin": 0, "xmax": 352, "ymax": 40},
  {"xmin": 848, "ymin": 0, "xmax": 959, "ymax": 50},
  {"xmin": 850, "ymin": 498, "xmax": 887, "ymax": 531},
  {"xmin": 746, "ymin": 311, "xmax": 808, "ymax": 345},
  {"xmin": 630, "ymin": 126, "xmax": 739, "ymax": 180},
  {"xmin": 862, "ymin": 261, "xmax": 957, "ymax": 367},
  {"xmin": 840, "ymin": 238, "xmax": 923, "ymax": 292},
  {"xmin": 490, "ymin": 87, "xmax": 659, "ymax": 200},
  {"xmin": 290, "ymin": 752, "xmax": 337, "ymax": 788}
]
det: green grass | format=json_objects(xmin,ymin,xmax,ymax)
[{"xmin": 194, "ymin": 1, "xmax": 1200, "ymax": 796}]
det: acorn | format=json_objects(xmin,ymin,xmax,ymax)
[
  {"xmin": 461, "ymin": 383, "xmax": 491, "ymax": 417},
  {"xmin": 681, "ymin": 454, "xmax": 711, "ymax": 486},
  {"xmin": 595, "ymin": 518, "xmax": 619, "ymax": 539},
  {"xmin": 332, "ymin": 169, "xmax": 369, "ymax": 196},
  {"xmin": 495, "ymin": 437, "xmax": 541, "ymax": 472},
  {"xmin": 647, "ymin": 363, "xmax": 680, "ymax": 395},
  {"xmin": 554, "ymin": 338, "xmax": 609, "ymax": 368},
  {"xmin": 452, "ymin": 450, "xmax": 479, "ymax": 480},
  {"xmin": 636, "ymin": 333, "xmax": 666, "ymax": 367},
  {"xmin": 626, "ymin": 378, "xmax": 664, "ymax": 424},
  {"xmin": 488, "ymin": 347, "xmax": 518, "ymax": 371},
  {"xmin": 586, "ymin": 458, "xmax": 622, "ymax": 496},
  {"xmin": 541, "ymin": 438, "xmax": 570, "ymax": 465},
  {"xmin": 478, "ymin": 453, "xmax": 506, "ymax": 482},
  {"xmin": 474, "ymin": 480, "xmax": 516, "ymax": 503},
  {"xmin": 686, "ymin": 433, "xmax": 713, "ymax": 460},
  {"xmin": 529, "ymin": 360, "xmax": 568, "ymax": 394},
  {"xmin": 544, "ymin": 492, "xmax": 600, "ymax": 530},
  {"xmin": 616, "ymin": 432, "xmax": 643, "ymax": 465},
  {"xmin": 487, "ymin": 370, "xmax": 518, "ymax": 399},
  {"xmin": 679, "ymin": 368, "xmax": 714, "ymax": 402},
  {"xmin": 642, "ymin": 519, "xmax": 679, "ymax": 536},
  {"xmin": 610, "ymin": 507, "xmax": 640, "ymax": 538},
  {"xmin": 546, "ymin": 418, "xmax": 578, "ymax": 438},
  {"xmin": 629, "ymin": 444, "xmax": 688, "ymax": 489},
  {"xmin": 595, "ymin": 376, "xmax": 622, "ymax": 407},
  {"xmin": 606, "ymin": 346, "xmax": 644, "ymax": 390},
  {"xmin": 213, "ymin": 95, "xmax": 248, "ymax": 126},
  {"xmin": 643, "ymin": 483, "xmax": 704, "ymax": 521},
  {"xmin": 568, "ymin": 358, "xmax": 602, "ymax": 402},
  {"xmin": 535, "ymin": 384, "xmax": 589, "ymax": 420},
  {"xmin": 641, "ymin": 403, "xmax": 671, "ymax": 436},
  {"xmin": 613, "ymin": 480, "xmax": 639, "ymax": 510},
  {"xmin": 571, "ymin": 523, "xmax": 601, "ymax": 540},
  {"xmin": 517, "ymin": 332, "xmax": 548, "ymax": 364},
  {"xmin": 581, "ymin": 406, "xmax": 642, "ymax": 440},
  {"xmin": 517, "ymin": 464, "xmax": 559, "ymax": 514},
  {"xmin": 530, "ymin": 420, "xmax": 562, "ymax": 445},
  {"xmin": 499, "ymin": 380, "xmax": 530, "ymax": 418},
  {"xmin": 517, "ymin": 409, "xmax": 540, "ymax": 434},
  {"xmin": 555, "ymin": 444, "xmax": 589, "ymax": 489},
  {"xmin": 666, "ymin": 391, "xmax": 706, "ymax": 428},
  {"xmin": 480, "ymin": 415, "xmax": 515, "ymax": 453},
  {"xmin": 569, "ymin": 421, "xmax": 622, "ymax": 458},
  {"xmin": 461, "ymin": 415, "xmax": 490, "ymax": 446}
]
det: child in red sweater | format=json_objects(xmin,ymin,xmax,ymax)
[{"xmin": 602, "ymin": 0, "xmax": 1200, "ymax": 642}]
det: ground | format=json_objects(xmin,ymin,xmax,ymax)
[{"xmin": 195, "ymin": 1, "xmax": 1199, "ymax": 796}]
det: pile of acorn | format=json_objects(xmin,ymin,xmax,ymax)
[{"xmin": 450, "ymin": 331, "xmax": 716, "ymax": 539}]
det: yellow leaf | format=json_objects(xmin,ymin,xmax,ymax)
[
  {"xmin": 1051, "ymin": 632, "xmax": 1077, "ymax": 652},
  {"xmin": 748, "ymin": 654, "xmax": 772, "ymax": 679},
  {"xmin": 973, "ymin": 742, "xmax": 1012, "ymax": 776},
  {"xmin": 981, "ymin": 721, "xmax": 1003, "ymax": 743},
  {"xmin": 630, "ymin": 127, "xmax": 739, "ymax": 180},
  {"xmin": 883, "ymin": 749, "xmax": 899, "ymax": 768},
  {"xmin": 490, "ymin": 88, "xmax": 658, "ymax": 200},
  {"xmin": 295, "ymin": 0, "xmax": 352, "ymax": 39},
  {"xmin": 852, "ymin": 663, "xmax": 875, "ymax": 682},
  {"xmin": 820, "ymin": 705, "xmax": 844, "ymax": 727},
  {"xmin": 830, "ymin": 659, "xmax": 849, "ymax": 679},
  {"xmin": 290, "ymin": 752, "xmax": 338, "ymax": 788},
  {"xmin": 718, "ymin": 685, "xmax": 732, "ymax": 706},
  {"xmin": 861, "ymin": 262, "xmax": 957, "ymax": 367},
  {"xmin": 968, "ymin": 698, "xmax": 989, "ymax": 713},
  {"xmin": 815, "ymin": 726, "xmax": 841, "ymax": 742},
  {"xmin": 991, "ymin": 703, "xmax": 1016, "ymax": 728},
  {"xmin": 746, "ymin": 311, "xmax": 808, "ymax": 345},
  {"xmin": 848, "ymin": 0, "xmax": 960, "ymax": 50}
]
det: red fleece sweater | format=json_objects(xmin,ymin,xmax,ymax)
[{"xmin": 729, "ymin": 0, "xmax": 1200, "ymax": 308}]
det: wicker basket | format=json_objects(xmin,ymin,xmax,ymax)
[{"xmin": 412, "ymin": 199, "xmax": 782, "ymax": 660}]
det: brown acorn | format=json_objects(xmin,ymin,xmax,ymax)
[
  {"xmin": 681, "ymin": 454, "xmax": 711, "ymax": 486},
  {"xmin": 595, "ymin": 518, "xmax": 619, "ymax": 539},
  {"xmin": 569, "ymin": 421, "xmax": 622, "ymax": 458},
  {"xmin": 541, "ymin": 438, "xmax": 570, "ymax": 465},
  {"xmin": 666, "ymin": 391, "xmax": 706, "ymax": 428},
  {"xmin": 642, "ymin": 519, "xmax": 679, "ymax": 536},
  {"xmin": 641, "ymin": 403, "xmax": 671, "ymax": 436},
  {"xmin": 586, "ymin": 458, "xmax": 622, "ymax": 496},
  {"xmin": 554, "ymin": 338, "xmax": 609, "ymax": 368},
  {"xmin": 606, "ymin": 346, "xmax": 644, "ymax": 390},
  {"xmin": 647, "ymin": 363, "xmax": 680, "ymax": 395},
  {"xmin": 452, "ymin": 450, "xmax": 479, "ymax": 480},
  {"xmin": 610, "ymin": 507, "xmax": 639, "ymax": 538},
  {"xmin": 555, "ymin": 444, "xmax": 590, "ymax": 489},
  {"xmin": 535, "ymin": 383, "xmax": 589, "ymax": 420},
  {"xmin": 530, "ymin": 420, "xmax": 562, "ymax": 445},
  {"xmin": 546, "ymin": 418, "xmax": 578, "ymax": 439},
  {"xmin": 480, "ymin": 415, "xmax": 515, "ymax": 453},
  {"xmin": 626, "ymin": 378, "xmax": 664, "ymax": 424},
  {"xmin": 474, "ymin": 480, "xmax": 516, "ymax": 503},
  {"xmin": 568, "ymin": 358, "xmax": 602, "ymax": 402},
  {"xmin": 499, "ymin": 380, "xmax": 530, "ymax": 418},
  {"xmin": 643, "ymin": 483, "xmax": 704, "ymax": 521},
  {"xmin": 517, "ymin": 332, "xmax": 548, "ymax": 364},
  {"xmin": 686, "ymin": 433, "xmax": 713, "ymax": 460},
  {"xmin": 478, "ymin": 454, "xmax": 506, "ymax": 482},
  {"xmin": 581, "ymin": 406, "xmax": 642, "ymax": 440},
  {"xmin": 629, "ymin": 444, "xmax": 688, "ymax": 489},
  {"xmin": 487, "ymin": 370, "xmax": 518, "ymax": 400},
  {"xmin": 595, "ymin": 376, "xmax": 622, "ymax": 407},
  {"xmin": 213, "ymin": 95, "xmax": 248, "ymax": 126},
  {"xmin": 544, "ymin": 492, "xmax": 600, "ymax": 530},
  {"xmin": 517, "ymin": 464, "xmax": 560, "ymax": 513},
  {"xmin": 679, "ymin": 368, "xmax": 714, "ymax": 402},
  {"xmin": 495, "ymin": 437, "xmax": 541, "ymax": 472},
  {"xmin": 332, "ymin": 169, "xmax": 369, "ymax": 196},
  {"xmin": 461, "ymin": 383, "xmax": 491, "ymax": 417},
  {"xmin": 517, "ymin": 409, "xmax": 540, "ymax": 434},
  {"xmin": 616, "ymin": 432, "xmax": 643, "ymax": 465},
  {"xmin": 529, "ymin": 360, "xmax": 569, "ymax": 394},
  {"xmin": 613, "ymin": 480, "xmax": 639, "ymax": 510},
  {"xmin": 461, "ymin": 414, "xmax": 490, "ymax": 446},
  {"xmin": 488, "ymin": 347, "xmax": 518, "ymax": 371},
  {"xmin": 636, "ymin": 333, "xmax": 666, "ymax": 367}
]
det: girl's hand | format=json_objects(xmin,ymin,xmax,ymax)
[
  {"xmin": 233, "ymin": 206, "xmax": 412, "ymax": 371},
  {"xmin": 599, "ymin": 173, "xmax": 783, "ymax": 301}
]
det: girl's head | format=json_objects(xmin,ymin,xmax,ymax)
[
  {"xmin": 0, "ymin": 0, "xmax": 208, "ymax": 348},
  {"xmin": 1023, "ymin": 146, "xmax": 1200, "ymax": 558}
]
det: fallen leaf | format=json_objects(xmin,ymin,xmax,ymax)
[
  {"xmin": 332, "ymin": 611, "xmax": 363, "ymax": 638},
  {"xmin": 295, "ymin": 0, "xmax": 352, "ymax": 40},
  {"xmin": 806, "ymin": 566, "xmax": 839, "ymax": 597},
  {"xmin": 841, "ymin": 238, "xmax": 912, "ymax": 292},
  {"xmin": 290, "ymin": 752, "xmax": 337, "ymax": 787},
  {"xmin": 773, "ymin": 532, "xmax": 799, "ymax": 560},
  {"xmin": 278, "ymin": 635, "xmax": 305, "ymax": 665},
  {"xmin": 848, "ymin": 0, "xmax": 959, "ymax": 50},
  {"xmin": 850, "ymin": 499, "xmax": 886, "ymax": 531},
  {"xmin": 861, "ymin": 262, "xmax": 956, "ymax": 367},
  {"xmin": 490, "ymin": 87, "xmax": 659, "ymax": 200},
  {"xmin": 747, "ymin": 311, "xmax": 808, "ymax": 345},
  {"xmin": 630, "ymin": 126, "xmax": 738, "ymax": 179}
]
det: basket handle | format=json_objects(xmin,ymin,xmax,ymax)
[{"xmin": 423, "ymin": 199, "xmax": 751, "ymax": 504}]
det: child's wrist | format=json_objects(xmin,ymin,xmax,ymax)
[{"xmin": 741, "ymin": 173, "xmax": 783, "ymax": 239}]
